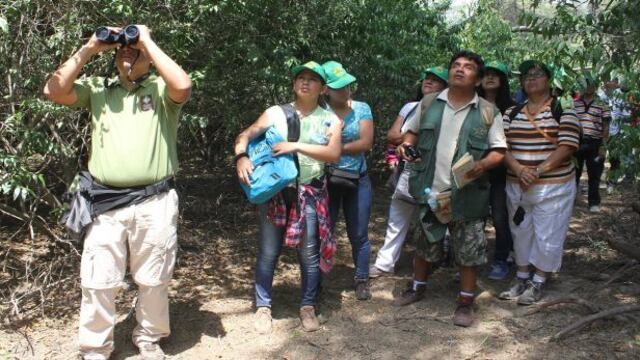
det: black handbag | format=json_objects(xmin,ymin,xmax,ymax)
[{"xmin": 326, "ymin": 167, "xmax": 360, "ymax": 190}]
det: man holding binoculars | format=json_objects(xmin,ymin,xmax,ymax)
[{"xmin": 44, "ymin": 24, "xmax": 191, "ymax": 360}]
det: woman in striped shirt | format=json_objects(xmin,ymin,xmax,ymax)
[{"xmin": 498, "ymin": 60, "xmax": 580, "ymax": 305}]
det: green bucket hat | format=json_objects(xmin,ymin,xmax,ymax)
[
  {"xmin": 322, "ymin": 61, "xmax": 356, "ymax": 89},
  {"xmin": 518, "ymin": 60, "xmax": 553, "ymax": 79},
  {"xmin": 485, "ymin": 61, "xmax": 510, "ymax": 76},
  {"xmin": 420, "ymin": 66, "xmax": 448, "ymax": 83},
  {"xmin": 292, "ymin": 61, "xmax": 327, "ymax": 83}
]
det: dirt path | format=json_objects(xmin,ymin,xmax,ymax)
[{"xmin": 1, "ymin": 170, "xmax": 639, "ymax": 359}]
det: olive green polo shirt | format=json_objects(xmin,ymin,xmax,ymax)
[{"xmin": 72, "ymin": 75, "xmax": 185, "ymax": 187}]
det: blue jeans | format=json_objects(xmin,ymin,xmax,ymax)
[
  {"xmin": 255, "ymin": 195, "xmax": 320, "ymax": 308},
  {"xmin": 328, "ymin": 174, "xmax": 372, "ymax": 279}
]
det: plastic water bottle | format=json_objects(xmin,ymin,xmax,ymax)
[{"xmin": 423, "ymin": 187, "xmax": 439, "ymax": 210}]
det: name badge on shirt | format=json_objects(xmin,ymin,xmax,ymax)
[{"xmin": 139, "ymin": 95, "xmax": 154, "ymax": 112}]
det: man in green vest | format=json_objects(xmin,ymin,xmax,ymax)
[
  {"xmin": 44, "ymin": 25, "xmax": 191, "ymax": 360},
  {"xmin": 395, "ymin": 51, "xmax": 507, "ymax": 327}
]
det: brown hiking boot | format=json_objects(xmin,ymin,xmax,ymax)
[
  {"xmin": 355, "ymin": 279, "xmax": 372, "ymax": 300},
  {"xmin": 392, "ymin": 282, "xmax": 426, "ymax": 307},
  {"xmin": 299, "ymin": 305, "xmax": 320, "ymax": 332},
  {"xmin": 453, "ymin": 294, "xmax": 475, "ymax": 327}
]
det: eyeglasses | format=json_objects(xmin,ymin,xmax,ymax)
[{"xmin": 523, "ymin": 71, "xmax": 547, "ymax": 80}]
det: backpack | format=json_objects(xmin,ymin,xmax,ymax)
[
  {"xmin": 239, "ymin": 104, "xmax": 300, "ymax": 204},
  {"xmin": 507, "ymin": 98, "xmax": 563, "ymax": 123}
]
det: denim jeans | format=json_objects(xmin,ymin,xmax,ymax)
[
  {"xmin": 254, "ymin": 194, "xmax": 320, "ymax": 308},
  {"xmin": 576, "ymin": 137, "xmax": 604, "ymax": 206},
  {"xmin": 328, "ymin": 174, "xmax": 372, "ymax": 279},
  {"xmin": 489, "ymin": 165, "xmax": 513, "ymax": 263}
]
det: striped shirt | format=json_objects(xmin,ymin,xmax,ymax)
[
  {"xmin": 574, "ymin": 98, "xmax": 611, "ymax": 139},
  {"xmin": 503, "ymin": 102, "xmax": 581, "ymax": 184}
]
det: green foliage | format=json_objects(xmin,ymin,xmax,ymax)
[{"xmin": 0, "ymin": 0, "xmax": 454, "ymax": 224}]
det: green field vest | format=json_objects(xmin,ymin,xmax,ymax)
[{"xmin": 408, "ymin": 93, "xmax": 499, "ymax": 242}]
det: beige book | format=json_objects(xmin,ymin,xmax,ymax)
[{"xmin": 452, "ymin": 152, "xmax": 476, "ymax": 189}]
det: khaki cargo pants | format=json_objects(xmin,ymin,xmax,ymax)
[{"xmin": 79, "ymin": 190, "xmax": 178, "ymax": 360}]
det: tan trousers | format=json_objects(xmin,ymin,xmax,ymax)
[{"xmin": 79, "ymin": 190, "xmax": 178, "ymax": 360}]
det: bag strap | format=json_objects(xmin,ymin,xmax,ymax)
[
  {"xmin": 280, "ymin": 103, "xmax": 300, "ymax": 142},
  {"xmin": 522, "ymin": 99, "xmax": 559, "ymax": 145},
  {"xmin": 279, "ymin": 103, "xmax": 301, "ymax": 213},
  {"xmin": 401, "ymin": 103, "xmax": 420, "ymax": 126}
]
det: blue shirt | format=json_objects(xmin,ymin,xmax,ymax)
[{"xmin": 331, "ymin": 100, "xmax": 373, "ymax": 173}]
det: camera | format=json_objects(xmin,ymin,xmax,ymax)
[
  {"xmin": 95, "ymin": 25, "xmax": 139, "ymax": 46},
  {"xmin": 403, "ymin": 144, "xmax": 421, "ymax": 160}
]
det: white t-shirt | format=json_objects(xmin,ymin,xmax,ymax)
[
  {"xmin": 399, "ymin": 101, "xmax": 419, "ymax": 120},
  {"xmin": 402, "ymin": 89, "xmax": 506, "ymax": 192}
]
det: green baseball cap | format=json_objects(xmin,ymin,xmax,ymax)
[
  {"xmin": 518, "ymin": 60, "xmax": 553, "ymax": 79},
  {"xmin": 420, "ymin": 66, "xmax": 448, "ymax": 83},
  {"xmin": 292, "ymin": 61, "xmax": 327, "ymax": 83},
  {"xmin": 485, "ymin": 61, "xmax": 510, "ymax": 76},
  {"xmin": 322, "ymin": 61, "xmax": 356, "ymax": 89}
]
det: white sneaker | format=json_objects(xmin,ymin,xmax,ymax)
[
  {"xmin": 607, "ymin": 185, "xmax": 614, "ymax": 194},
  {"xmin": 137, "ymin": 342, "xmax": 165, "ymax": 360},
  {"xmin": 254, "ymin": 307, "xmax": 272, "ymax": 334},
  {"xmin": 589, "ymin": 205, "xmax": 601, "ymax": 213}
]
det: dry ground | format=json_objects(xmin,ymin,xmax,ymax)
[{"xmin": 1, "ymin": 166, "xmax": 639, "ymax": 359}]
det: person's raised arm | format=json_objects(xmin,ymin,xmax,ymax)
[
  {"xmin": 133, "ymin": 25, "xmax": 192, "ymax": 104},
  {"xmin": 43, "ymin": 29, "xmax": 118, "ymax": 105}
]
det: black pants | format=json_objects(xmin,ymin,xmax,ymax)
[
  {"xmin": 575, "ymin": 137, "xmax": 604, "ymax": 206},
  {"xmin": 489, "ymin": 165, "xmax": 513, "ymax": 262}
]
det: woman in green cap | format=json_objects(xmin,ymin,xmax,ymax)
[
  {"xmin": 478, "ymin": 61, "xmax": 516, "ymax": 280},
  {"xmin": 370, "ymin": 67, "xmax": 448, "ymax": 279},
  {"xmin": 234, "ymin": 61, "xmax": 342, "ymax": 333},
  {"xmin": 321, "ymin": 60, "xmax": 374, "ymax": 300}
]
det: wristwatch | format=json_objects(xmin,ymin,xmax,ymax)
[{"xmin": 233, "ymin": 152, "xmax": 249, "ymax": 164}]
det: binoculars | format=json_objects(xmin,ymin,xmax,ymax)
[{"xmin": 95, "ymin": 25, "xmax": 139, "ymax": 46}]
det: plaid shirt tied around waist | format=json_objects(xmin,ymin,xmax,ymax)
[{"xmin": 267, "ymin": 179, "xmax": 335, "ymax": 273}]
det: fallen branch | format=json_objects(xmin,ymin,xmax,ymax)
[
  {"xmin": 551, "ymin": 305, "xmax": 640, "ymax": 341},
  {"xmin": 592, "ymin": 261, "xmax": 639, "ymax": 292},
  {"xmin": 524, "ymin": 297, "xmax": 601, "ymax": 316}
]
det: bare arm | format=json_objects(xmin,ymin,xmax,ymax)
[
  {"xmin": 272, "ymin": 121, "xmax": 342, "ymax": 163},
  {"xmin": 537, "ymin": 144, "xmax": 577, "ymax": 174},
  {"xmin": 234, "ymin": 111, "xmax": 271, "ymax": 185},
  {"xmin": 342, "ymin": 120, "xmax": 374, "ymax": 154},
  {"xmin": 504, "ymin": 151, "xmax": 524, "ymax": 175},
  {"xmin": 43, "ymin": 30, "xmax": 117, "ymax": 105},
  {"xmin": 466, "ymin": 148, "xmax": 505, "ymax": 178},
  {"xmin": 387, "ymin": 115, "xmax": 405, "ymax": 145},
  {"xmin": 395, "ymin": 131, "xmax": 419, "ymax": 162},
  {"xmin": 133, "ymin": 26, "xmax": 191, "ymax": 104}
]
